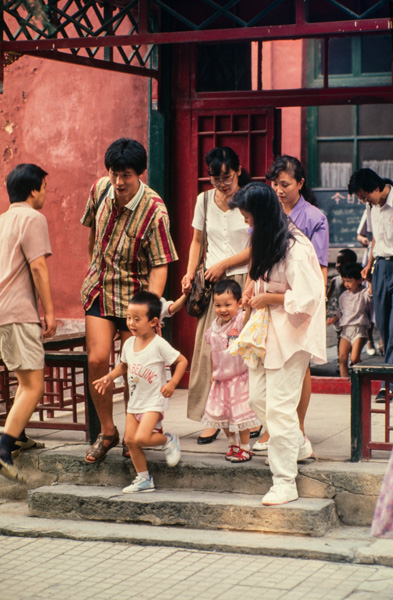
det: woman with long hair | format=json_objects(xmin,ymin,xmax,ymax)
[
  {"xmin": 182, "ymin": 147, "xmax": 252, "ymax": 443},
  {"xmin": 230, "ymin": 182, "xmax": 326, "ymax": 505},
  {"xmin": 251, "ymin": 155, "xmax": 329, "ymax": 456}
]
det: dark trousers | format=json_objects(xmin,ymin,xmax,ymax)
[{"xmin": 372, "ymin": 258, "xmax": 393, "ymax": 365}]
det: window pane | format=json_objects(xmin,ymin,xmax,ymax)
[
  {"xmin": 361, "ymin": 35, "xmax": 392, "ymax": 74},
  {"xmin": 197, "ymin": 43, "xmax": 251, "ymax": 92},
  {"xmin": 359, "ymin": 104, "xmax": 393, "ymax": 136},
  {"xmin": 318, "ymin": 105, "xmax": 354, "ymax": 137},
  {"xmin": 319, "ymin": 141, "xmax": 353, "ymax": 163},
  {"xmin": 328, "ymin": 38, "xmax": 352, "ymax": 75},
  {"xmin": 359, "ymin": 140, "xmax": 393, "ymax": 163},
  {"xmin": 318, "ymin": 141, "xmax": 353, "ymax": 187}
]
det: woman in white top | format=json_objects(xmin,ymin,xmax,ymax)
[
  {"xmin": 182, "ymin": 147, "xmax": 251, "ymax": 442},
  {"xmin": 230, "ymin": 182, "xmax": 326, "ymax": 505}
]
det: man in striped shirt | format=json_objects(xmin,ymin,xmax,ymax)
[{"xmin": 81, "ymin": 138, "xmax": 178, "ymax": 463}]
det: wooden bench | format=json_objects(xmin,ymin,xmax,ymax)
[
  {"xmin": 351, "ymin": 363, "xmax": 393, "ymax": 461},
  {"xmin": 0, "ymin": 333, "xmax": 123, "ymax": 444}
]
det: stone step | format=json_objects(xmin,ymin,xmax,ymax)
[
  {"xmin": 22, "ymin": 444, "xmax": 383, "ymax": 527},
  {"xmin": 28, "ymin": 484, "xmax": 338, "ymax": 537},
  {"xmin": 3, "ymin": 501, "xmax": 387, "ymax": 566}
]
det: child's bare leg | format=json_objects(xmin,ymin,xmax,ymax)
[
  {"xmin": 239, "ymin": 429, "xmax": 251, "ymax": 446},
  {"xmin": 223, "ymin": 428, "xmax": 232, "ymax": 439},
  {"xmin": 124, "ymin": 414, "xmax": 147, "ymax": 473},
  {"xmin": 224, "ymin": 427, "xmax": 238, "ymax": 446},
  {"xmin": 125, "ymin": 412, "xmax": 167, "ymax": 473},
  {"xmin": 338, "ymin": 338, "xmax": 351, "ymax": 377},
  {"xmin": 351, "ymin": 337, "xmax": 367, "ymax": 366}
]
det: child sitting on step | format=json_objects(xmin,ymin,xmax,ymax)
[
  {"xmin": 201, "ymin": 279, "xmax": 260, "ymax": 463},
  {"xmin": 93, "ymin": 291, "xmax": 188, "ymax": 493},
  {"xmin": 327, "ymin": 262, "xmax": 372, "ymax": 378}
]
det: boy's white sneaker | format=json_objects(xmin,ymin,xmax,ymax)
[
  {"xmin": 262, "ymin": 482, "xmax": 298, "ymax": 505},
  {"xmin": 122, "ymin": 474, "xmax": 155, "ymax": 493},
  {"xmin": 163, "ymin": 433, "xmax": 181, "ymax": 467}
]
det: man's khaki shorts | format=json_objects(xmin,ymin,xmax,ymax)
[{"xmin": 0, "ymin": 323, "xmax": 45, "ymax": 371}]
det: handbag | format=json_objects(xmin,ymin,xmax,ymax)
[{"xmin": 185, "ymin": 191, "xmax": 213, "ymax": 317}]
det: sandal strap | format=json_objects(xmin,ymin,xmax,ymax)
[{"xmin": 85, "ymin": 428, "xmax": 119, "ymax": 460}]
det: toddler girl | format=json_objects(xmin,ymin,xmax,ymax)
[{"xmin": 201, "ymin": 279, "xmax": 260, "ymax": 462}]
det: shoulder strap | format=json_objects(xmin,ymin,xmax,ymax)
[{"xmin": 198, "ymin": 191, "xmax": 209, "ymax": 265}]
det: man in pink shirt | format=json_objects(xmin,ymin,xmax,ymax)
[{"xmin": 0, "ymin": 164, "xmax": 56, "ymax": 482}]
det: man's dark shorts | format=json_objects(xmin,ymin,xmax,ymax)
[{"xmin": 85, "ymin": 297, "xmax": 128, "ymax": 332}]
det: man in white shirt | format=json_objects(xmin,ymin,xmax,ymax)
[{"xmin": 348, "ymin": 168, "xmax": 393, "ymax": 400}]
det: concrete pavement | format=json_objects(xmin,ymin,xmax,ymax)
[{"xmin": 2, "ymin": 533, "xmax": 393, "ymax": 600}]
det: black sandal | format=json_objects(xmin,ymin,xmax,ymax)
[{"xmin": 250, "ymin": 426, "xmax": 262, "ymax": 439}]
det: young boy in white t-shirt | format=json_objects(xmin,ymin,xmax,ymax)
[{"xmin": 93, "ymin": 291, "xmax": 188, "ymax": 493}]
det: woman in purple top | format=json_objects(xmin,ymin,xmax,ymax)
[
  {"xmin": 252, "ymin": 155, "xmax": 329, "ymax": 458},
  {"xmin": 268, "ymin": 155, "xmax": 329, "ymax": 283}
]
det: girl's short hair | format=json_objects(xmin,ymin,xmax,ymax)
[{"xmin": 213, "ymin": 279, "xmax": 242, "ymax": 301}]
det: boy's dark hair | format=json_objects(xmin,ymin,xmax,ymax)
[
  {"xmin": 6, "ymin": 163, "xmax": 48, "ymax": 204},
  {"xmin": 348, "ymin": 168, "xmax": 386, "ymax": 194},
  {"xmin": 104, "ymin": 138, "xmax": 147, "ymax": 175},
  {"xmin": 213, "ymin": 279, "xmax": 242, "ymax": 302},
  {"xmin": 341, "ymin": 262, "xmax": 363, "ymax": 280},
  {"xmin": 129, "ymin": 291, "xmax": 161, "ymax": 320},
  {"xmin": 337, "ymin": 248, "xmax": 357, "ymax": 264}
]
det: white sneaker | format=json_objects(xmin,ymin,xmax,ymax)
[
  {"xmin": 366, "ymin": 341, "xmax": 376, "ymax": 356},
  {"xmin": 163, "ymin": 433, "xmax": 181, "ymax": 467},
  {"xmin": 298, "ymin": 436, "xmax": 314, "ymax": 461},
  {"xmin": 122, "ymin": 474, "xmax": 155, "ymax": 493},
  {"xmin": 252, "ymin": 440, "xmax": 269, "ymax": 452},
  {"xmin": 262, "ymin": 482, "xmax": 298, "ymax": 505}
]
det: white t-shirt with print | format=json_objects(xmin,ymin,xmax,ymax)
[{"xmin": 121, "ymin": 335, "xmax": 180, "ymax": 414}]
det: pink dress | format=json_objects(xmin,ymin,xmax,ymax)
[
  {"xmin": 371, "ymin": 449, "xmax": 393, "ymax": 537},
  {"xmin": 202, "ymin": 311, "xmax": 260, "ymax": 432}
]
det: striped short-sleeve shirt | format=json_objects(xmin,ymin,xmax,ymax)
[{"xmin": 81, "ymin": 177, "xmax": 178, "ymax": 317}]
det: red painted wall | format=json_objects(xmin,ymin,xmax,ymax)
[
  {"xmin": 0, "ymin": 57, "xmax": 148, "ymax": 330},
  {"xmin": 261, "ymin": 39, "xmax": 304, "ymax": 158}
]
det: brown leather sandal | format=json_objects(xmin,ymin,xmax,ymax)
[
  {"xmin": 122, "ymin": 438, "xmax": 130, "ymax": 459},
  {"xmin": 0, "ymin": 457, "xmax": 26, "ymax": 483},
  {"xmin": 84, "ymin": 427, "xmax": 120, "ymax": 464}
]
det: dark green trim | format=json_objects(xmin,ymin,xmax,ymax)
[
  {"xmin": 147, "ymin": 45, "xmax": 173, "ymax": 342},
  {"xmin": 307, "ymin": 106, "xmax": 318, "ymax": 187}
]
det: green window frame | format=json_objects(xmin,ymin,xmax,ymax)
[{"xmin": 307, "ymin": 35, "xmax": 393, "ymax": 187}]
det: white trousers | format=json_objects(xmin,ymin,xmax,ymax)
[{"xmin": 249, "ymin": 351, "xmax": 310, "ymax": 486}]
